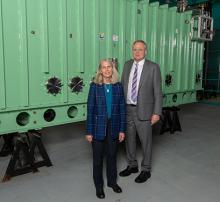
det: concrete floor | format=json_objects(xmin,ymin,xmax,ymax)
[{"xmin": 0, "ymin": 103, "xmax": 220, "ymax": 202}]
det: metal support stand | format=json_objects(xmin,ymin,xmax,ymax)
[
  {"xmin": 2, "ymin": 131, "xmax": 52, "ymax": 182},
  {"xmin": 160, "ymin": 107, "xmax": 182, "ymax": 134},
  {"xmin": 0, "ymin": 134, "xmax": 14, "ymax": 157},
  {"xmin": 29, "ymin": 131, "xmax": 53, "ymax": 168}
]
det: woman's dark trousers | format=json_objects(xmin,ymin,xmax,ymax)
[{"xmin": 92, "ymin": 120, "xmax": 118, "ymax": 190}]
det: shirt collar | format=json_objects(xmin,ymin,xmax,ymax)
[{"xmin": 134, "ymin": 58, "xmax": 145, "ymax": 66}]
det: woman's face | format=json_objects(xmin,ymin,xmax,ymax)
[{"xmin": 100, "ymin": 61, "xmax": 113, "ymax": 79}]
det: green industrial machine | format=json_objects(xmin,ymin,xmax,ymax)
[
  {"xmin": 0, "ymin": 0, "xmax": 214, "ymax": 181},
  {"xmin": 0, "ymin": 0, "xmax": 213, "ymax": 135}
]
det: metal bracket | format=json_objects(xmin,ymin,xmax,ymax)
[{"xmin": 190, "ymin": 10, "xmax": 213, "ymax": 41}]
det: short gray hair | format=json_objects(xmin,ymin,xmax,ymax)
[{"xmin": 132, "ymin": 40, "xmax": 147, "ymax": 50}]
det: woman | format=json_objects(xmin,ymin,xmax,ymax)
[{"xmin": 86, "ymin": 59, "xmax": 126, "ymax": 199}]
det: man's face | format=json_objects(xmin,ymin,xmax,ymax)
[{"xmin": 132, "ymin": 42, "xmax": 146, "ymax": 62}]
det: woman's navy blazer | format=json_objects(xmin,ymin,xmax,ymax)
[{"xmin": 86, "ymin": 82, "xmax": 126, "ymax": 140}]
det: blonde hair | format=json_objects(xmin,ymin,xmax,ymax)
[{"xmin": 93, "ymin": 59, "xmax": 119, "ymax": 84}]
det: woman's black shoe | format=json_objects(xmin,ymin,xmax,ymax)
[{"xmin": 96, "ymin": 189, "xmax": 105, "ymax": 199}]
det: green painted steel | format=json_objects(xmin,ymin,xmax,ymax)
[
  {"xmin": 124, "ymin": 0, "xmax": 204, "ymax": 106},
  {"xmin": 0, "ymin": 0, "xmax": 204, "ymax": 135}
]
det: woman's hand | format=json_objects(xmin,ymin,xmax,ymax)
[
  {"xmin": 86, "ymin": 135, "xmax": 93, "ymax": 143},
  {"xmin": 119, "ymin": 132, "xmax": 125, "ymax": 142}
]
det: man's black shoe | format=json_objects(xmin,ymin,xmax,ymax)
[
  {"xmin": 108, "ymin": 184, "xmax": 122, "ymax": 193},
  {"xmin": 119, "ymin": 166, "xmax": 138, "ymax": 177},
  {"xmin": 135, "ymin": 171, "xmax": 151, "ymax": 183},
  {"xmin": 96, "ymin": 189, "xmax": 105, "ymax": 199}
]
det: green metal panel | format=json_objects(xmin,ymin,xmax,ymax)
[
  {"xmin": 67, "ymin": 0, "xmax": 84, "ymax": 74},
  {"xmin": 2, "ymin": 0, "xmax": 29, "ymax": 109},
  {"xmin": 99, "ymin": 0, "xmax": 113, "ymax": 59},
  {"xmin": 176, "ymin": 12, "xmax": 184, "ymax": 92},
  {"xmin": 83, "ymin": 0, "xmax": 99, "ymax": 74},
  {"xmin": 0, "ymin": 0, "xmax": 205, "ymax": 135},
  {"xmin": 0, "ymin": 0, "xmax": 6, "ymax": 110},
  {"xmin": 113, "ymin": 0, "xmax": 126, "ymax": 75},
  {"xmin": 182, "ymin": 12, "xmax": 190, "ymax": 91},
  {"xmin": 196, "ymin": 42, "xmax": 204, "ymax": 90},
  {"xmin": 0, "ymin": 104, "xmax": 86, "ymax": 134},
  {"xmin": 164, "ymin": 6, "xmax": 177, "ymax": 94},
  {"xmin": 148, "ymin": 2, "xmax": 159, "ymax": 61},
  {"xmin": 47, "ymin": 0, "xmax": 67, "ymax": 103},
  {"xmin": 26, "ymin": 0, "xmax": 50, "ymax": 106},
  {"xmin": 67, "ymin": 0, "xmax": 87, "ymax": 104},
  {"xmin": 157, "ymin": 4, "xmax": 168, "ymax": 90},
  {"xmin": 137, "ymin": 1, "xmax": 149, "ymax": 44},
  {"xmin": 125, "ymin": 0, "xmax": 138, "ymax": 61}
]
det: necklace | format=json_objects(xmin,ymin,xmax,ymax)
[{"xmin": 104, "ymin": 84, "xmax": 111, "ymax": 93}]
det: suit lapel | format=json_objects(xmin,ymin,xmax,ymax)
[
  {"xmin": 138, "ymin": 60, "xmax": 149, "ymax": 90},
  {"xmin": 124, "ymin": 60, "xmax": 133, "ymax": 98}
]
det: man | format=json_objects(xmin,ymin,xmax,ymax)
[{"xmin": 120, "ymin": 40, "xmax": 162, "ymax": 183}]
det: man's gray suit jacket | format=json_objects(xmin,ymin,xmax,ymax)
[{"xmin": 121, "ymin": 59, "xmax": 163, "ymax": 121}]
